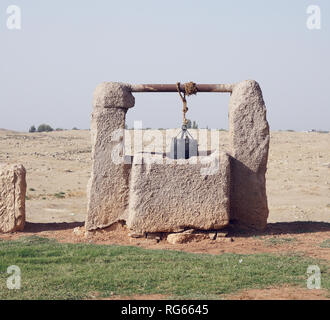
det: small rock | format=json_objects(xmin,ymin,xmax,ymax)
[
  {"xmin": 146, "ymin": 232, "xmax": 163, "ymax": 240},
  {"xmin": 73, "ymin": 227, "xmax": 84, "ymax": 236},
  {"xmin": 209, "ymin": 232, "xmax": 217, "ymax": 240},
  {"xmin": 167, "ymin": 233, "xmax": 189, "ymax": 244},
  {"xmin": 167, "ymin": 232, "xmax": 208, "ymax": 244},
  {"xmin": 128, "ymin": 231, "xmax": 145, "ymax": 238},
  {"xmin": 217, "ymin": 231, "xmax": 228, "ymax": 238}
]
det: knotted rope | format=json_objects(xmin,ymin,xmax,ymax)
[{"xmin": 176, "ymin": 82, "xmax": 197, "ymax": 126}]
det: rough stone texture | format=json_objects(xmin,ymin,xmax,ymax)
[
  {"xmin": 167, "ymin": 231, "xmax": 209, "ymax": 244},
  {"xmin": 0, "ymin": 164, "xmax": 26, "ymax": 233},
  {"xmin": 86, "ymin": 82, "xmax": 135, "ymax": 231},
  {"xmin": 86, "ymin": 79, "xmax": 270, "ymax": 235},
  {"xmin": 229, "ymin": 80, "xmax": 270, "ymax": 230},
  {"xmin": 127, "ymin": 152, "xmax": 230, "ymax": 234},
  {"xmin": 93, "ymin": 82, "xmax": 135, "ymax": 109}
]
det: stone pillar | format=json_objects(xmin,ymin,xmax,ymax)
[
  {"xmin": 85, "ymin": 82, "xmax": 135, "ymax": 231},
  {"xmin": 229, "ymin": 80, "xmax": 270, "ymax": 230},
  {"xmin": 0, "ymin": 163, "xmax": 26, "ymax": 233}
]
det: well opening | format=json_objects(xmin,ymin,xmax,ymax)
[{"xmin": 124, "ymin": 91, "xmax": 231, "ymax": 160}]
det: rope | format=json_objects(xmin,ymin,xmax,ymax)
[
  {"xmin": 184, "ymin": 81, "xmax": 198, "ymax": 96},
  {"xmin": 176, "ymin": 82, "xmax": 197, "ymax": 126},
  {"xmin": 176, "ymin": 82, "xmax": 187, "ymax": 126}
]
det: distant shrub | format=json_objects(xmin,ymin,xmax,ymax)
[
  {"xmin": 55, "ymin": 128, "xmax": 64, "ymax": 131},
  {"xmin": 37, "ymin": 124, "xmax": 54, "ymax": 132},
  {"xmin": 72, "ymin": 127, "xmax": 79, "ymax": 130},
  {"xmin": 54, "ymin": 192, "xmax": 65, "ymax": 199},
  {"xmin": 187, "ymin": 119, "xmax": 198, "ymax": 129},
  {"xmin": 192, "ymin": 121, "xmax": 198, "ymax": 129},
  {"xmin": 29, "ymin": 125, "xmax": 36, "ymax": 133},
  {"xmin": 186, "ymin": 119, "xmax": 198, "ymax": 129}
]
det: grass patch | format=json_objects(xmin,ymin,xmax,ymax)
[
  {"xmin": 320, "ymin": 239, "xmax": 330, "ymax": 248},
  {"xmin": 0, "ymin": 236, "xmax": 328, "ymax": 300},
  {"xmin": 54, "ymin": 192, "xmax": 65, "ymax": 199},
  {"xmin": 264, "ymin": 237, "xmax": 297, "ymax": 246}
]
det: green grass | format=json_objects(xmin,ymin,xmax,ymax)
[
  {"xmin": 54, "ymin": 192, "xmax": 65, "ymax": 199},
  {"xmin": 264, "ymin": 237, "xmax": 297, "ymax": 246},
  {"xmin": 320, "ymin": 239, "xmax": 330, "ymax": 248},
  {"xmin": 0, "ymin": 236, "xmax": 329, "ymax": 300}
]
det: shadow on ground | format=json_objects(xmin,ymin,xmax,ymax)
[
  {"xmin": 22, "ymin": 221, "xmax": 330, "ymax": 237},
  {"xmin": 230, "ymin": 221, "xmax": 330, "ymax": 237},
  {"xmin": 24, "ymin": 221, "xmax": 84, "ymax": 233}
]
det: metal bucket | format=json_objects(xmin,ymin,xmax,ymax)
[{"xmin": 170, "ymin": 136, "xmax": 198, "ymax": 159}]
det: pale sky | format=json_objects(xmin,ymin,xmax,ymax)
[{"xmin": 0, "ymin": 0, "xmax": 329, "ymax": 131}]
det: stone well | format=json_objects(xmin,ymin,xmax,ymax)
[{"xmin": 86, "ymin": 80, "xmax": 270, "ymax": 234}]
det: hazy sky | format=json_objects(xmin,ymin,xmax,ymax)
[{"xmin": 0, "ymin": 0, "xmax": 329, "ymax": 131}]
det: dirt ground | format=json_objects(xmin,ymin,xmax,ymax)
[
  {"xmin": 0, "ymin": 129, "xmax": 329, "ymax": 300},
  {"xmin": 97, "ymin": 285, "xmax": 329, "ymax": 300}
]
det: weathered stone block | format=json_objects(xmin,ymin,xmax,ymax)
[
  {"xmin": 86, "ymin": 82, "xmax": 135, "ymax": 231},
  {"xmin": 0, "ymin": 164, "xmax": 26, "ymax": 233},
  {"xmin": 229, "ymin": 80, "xmax": 270, "ymax": 230},
  {"xmin": 127, "ymin": 152, "xmax": 230, "ymax": 234}
]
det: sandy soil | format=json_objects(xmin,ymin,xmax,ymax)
[
  {"xmin": 225, "ymin": 285, "xmax": 329, "ymax": 300},
  {"xmin": 94, "ymin": 285, "xmax": 329, "ymax": 300},
  {"xmin": 0, "ymin": 129, "xmax": 329, "ymax": 300}
]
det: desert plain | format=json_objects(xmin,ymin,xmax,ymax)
[{"xmin": 0, "ymin": 128, "xmax": 329, "ymax": 299}]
